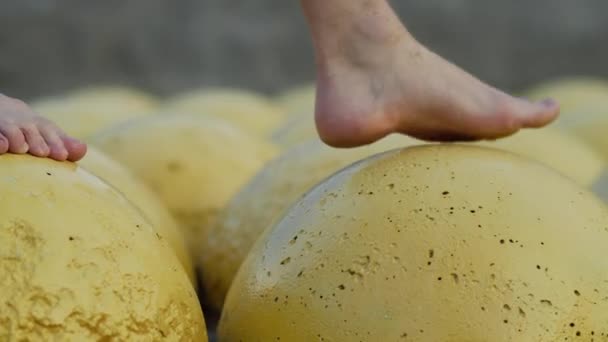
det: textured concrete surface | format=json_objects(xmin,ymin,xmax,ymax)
[{"xmin": 1, "ymin": 0, "xmax": 608, "ymax": 100}]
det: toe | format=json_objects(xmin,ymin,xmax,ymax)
[
  {"xmin": 0, "ymin": 133, "xmax": 8, "ymax": 154},
  {"xmin": 40, "ymin": 126, "xmax": 68, "ymax": 161},
  {"xmin": 21, "ymin": 124, "xmax": 50, "ymax": 157},
  {"xmin": 0, "ymin": 123, "xmax": 28, "ymax": 154},
  {"xmin": 61, "ymin": 136, "xmax": 88, "ymax": 162},
  {"xmin": 466, "ymin": 95, "xmax": 559, "ymax": 141},
  {"xmin": 510, "ymin": 97, "xmax": 560, "ymax": 129},
  {"xmin": 521, "ymin": 98, "xmax": 560, "ymax": 128}
]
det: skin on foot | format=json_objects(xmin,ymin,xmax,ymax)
[
  {"xmin": 0, "ymin": 93, "xmax": 87, "ymax": 161},
  {"xmin": 302, "ymin": 0, "xmax": 560, "ymax": 147}
]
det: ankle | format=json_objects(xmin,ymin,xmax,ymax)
[
  {"xmin": 302, "ymin": 0, "xmax": 408, "ymax": 63},
  {"xmin": 349, "ymin": 2, "xmax": 407, "ymax": 47}
]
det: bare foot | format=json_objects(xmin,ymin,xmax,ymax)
[
  {"xmin": 0, "ymin": 93, "xmax": 87, "ymax": 161},
  {"xmin": 301, "ymin": 0, "xmax": 560, "ymax": 147}
]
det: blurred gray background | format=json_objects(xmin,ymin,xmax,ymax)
[{"xmin": 1, "ymin": 0, "xmax": 607, "ymax": 100}]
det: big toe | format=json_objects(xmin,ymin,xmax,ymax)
[
  {"xmin": 469, "ymin": 95, "xmax": 561, "ymax": 141},
  {"xmin": 62, "ymin": 136, "xmax": 87, "ymax": 162},
  {"xmin": 512, "ymin": 97, "xmax": 560, "ymax": 128}
]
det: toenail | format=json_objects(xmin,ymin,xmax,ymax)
[{"xmin": 538, "ymin": 98, "xmax": 558, "ymax": 108}]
